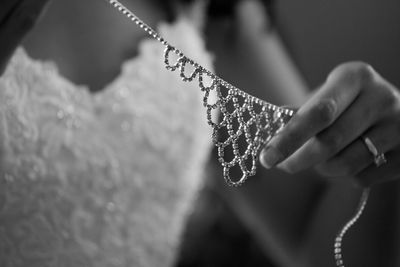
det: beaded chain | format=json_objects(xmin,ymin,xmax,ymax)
[
  {"xmin": 105, "ymin": 0, "xmax": 293, "ymax": 186},
  {"xmin": 104, "ymin": 1, "xmax": 370, "ymax": 266},
  {"xmin": 334, "ymin": 188, "xmax": 370, "ymax": 267}
]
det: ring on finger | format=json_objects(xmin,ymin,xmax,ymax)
[{"xmin": 361, "ymin": 135, "xmax": 387, "ymax": 167}]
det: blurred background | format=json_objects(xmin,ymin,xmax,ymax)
[{"xmin": 275, "ymin": 0, "xmax": 400, "ymax": 88}]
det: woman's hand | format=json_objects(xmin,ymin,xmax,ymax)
[
  {"xmin": 0, "ymin": 0, "xmax": 50, "ymax": 74},
  {"xmin": 260, "ymin": 62, "xmax": 400, "ymax": 186}
]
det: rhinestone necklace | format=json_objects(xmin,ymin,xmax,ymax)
[
  {"xmin": 105, "ymin": 0, "xmax": 294, "ymax": 187},
  {"xmin": 104, "ymin": 1, "xmax": 369, "ymax": 266}
]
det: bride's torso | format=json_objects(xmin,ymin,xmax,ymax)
[{"xmin": 0, "ymin": 1, "xmax": 213, "ymax": 266}]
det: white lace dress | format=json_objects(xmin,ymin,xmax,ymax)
[{"xmin": 0, "ymin": 19, "xmax": 213, "ymax": 267}]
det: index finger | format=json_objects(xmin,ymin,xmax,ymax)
[{"xmin": 260, "ymin": 63, "xmax": 372, "ymax": 169}]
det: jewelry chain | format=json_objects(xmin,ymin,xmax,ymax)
[
  {"xmin": 334, "ymin": 188, "xmax": 370, "ymax": 267},
  {"xmin": 105, "ymin": 0, "xmax": 294, "ymax": 186}
]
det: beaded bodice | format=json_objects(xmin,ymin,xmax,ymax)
[{"xmin": 0, "ymin": 19, "xmax": 213, "ymax": 267}]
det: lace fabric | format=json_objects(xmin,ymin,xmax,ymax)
[{"xmin": 0, "ymin": 18, "xmax": 213, "ymax": 267}]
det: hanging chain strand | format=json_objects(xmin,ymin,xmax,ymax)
[
  {"xmin": 105, "ymin": 0, "xmax": 289, "ymax": 111},
  {"xmin": 104, "ymin": 2, "xmax": 371, "ymax": 266},
  {"xmin": 334, "ymin": 188, "xmax": 370, "ymax": 267}
]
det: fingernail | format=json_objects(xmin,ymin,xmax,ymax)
[{"xmin": 260, "ymin": 146, "xmax": 283, "ymax": 169}]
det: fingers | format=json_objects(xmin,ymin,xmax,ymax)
[
  {"xmin": 277, "ymin": 88, "xmax": 381, "ymax": 173},
  {"xmin": 260, "ymin": 62, "xmax": 369, "ymax": 169},
  {"xmin": 0, "ymin": 0, "xmax": 51, "ymax": 74},
  {"xmin": 260, "ymin": 61, "xmax": 400, "ymax": 185},
  {"xmin": 315, "ymin": 121, "xmax": 400, "ymax": 185}
]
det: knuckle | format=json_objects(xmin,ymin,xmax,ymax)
[
  {"xmin": 350, "ymin": 62, "xmax": 375, "ymax": 82},
  {"xmin": 379, "ymin": 86, "xmax": 400, "ymax": 112},
  {"xmin": 330, "ymin": 61, "xmax": 376, "ymax": 87},
  {"xmin": 312, "ymin": 99, "xmax": 337, "ymax": 125}
]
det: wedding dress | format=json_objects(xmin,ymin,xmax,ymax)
[{"xmin": 0, "ymin": 18, "xmax": 214, "ymax": 267}]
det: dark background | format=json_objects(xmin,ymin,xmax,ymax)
[{"xmin": 276, "ymin": 0, "xmax": 400, "ymax": 88}]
